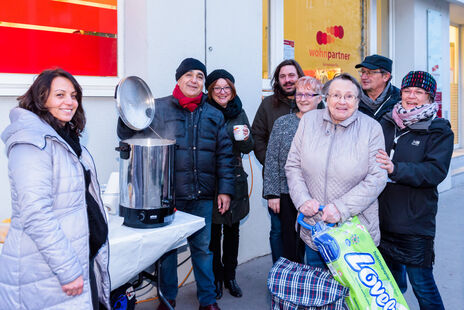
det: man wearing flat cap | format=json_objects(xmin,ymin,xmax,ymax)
[
  {"xmin": 118, "ymin": 57, "xmax": 234, "ymax": 310},
  {"xmin": 355, "ymin": 54, "xmax": 400, "ymax": 121}
]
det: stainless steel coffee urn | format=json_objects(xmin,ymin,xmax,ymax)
[{"xmin": 115, "ymin": 76, "xmax": 175, "ymax": 228}]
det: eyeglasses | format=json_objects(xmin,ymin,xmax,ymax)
[
  {"xmin": 358, "ymin": 69, "xmax": 383, "ymax": 77},
  {"xmin": 295, "ymin": 93, "xmax": 320, "ymax": 99},
  {"xmin": 213, "ymin": 86, "xmax": 232, "ymax": 93},
  {"xmin": 402, "ymin": 89, "xmax": 428, "ymax": 97},
  {"xmin": 326, "ymin": 93, "xmax": 358, "ymax": 103}
]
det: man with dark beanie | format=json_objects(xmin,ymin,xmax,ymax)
[
  {"xmin": 117, "ymin": 57, "xmax": 235, "ymax": 310},
  {"xmin": 355, "ymin": 54, "xmax": 401, "ymax": 121}
]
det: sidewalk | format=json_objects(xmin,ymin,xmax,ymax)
[{"xmin": 136, "ymin": 184, "xmax": 464, "ymax": 310}]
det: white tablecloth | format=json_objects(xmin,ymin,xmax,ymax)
[
  {"xmin": 0, "ymin": 211, "xmax": 205, "ymax": 290},
  {"xmin": 108, "ymin": 211, "xmax": 204, "ymax": 289}
]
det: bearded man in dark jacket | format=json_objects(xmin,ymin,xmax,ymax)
[
  {"xmin": 118, "ymin": 58, "xmax": 234, "ymax": 310},
  {"xmin": 251, "ymin": 59, "xmax": 305, "ymax": 264},
  {"xmin": 356, "ymin": 54, "xmax": 401, "ymax": 121}
]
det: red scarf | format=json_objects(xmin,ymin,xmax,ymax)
[{"xmin": 172, "ymin": 84, "xmax": 203, "ymax": 112}]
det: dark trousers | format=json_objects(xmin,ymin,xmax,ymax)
[
  {"xmin": 159, "ymin": 200, "xmax": 216, "ymax": 306},
  {"xmin": 268, "ymin": 207, "xmax": 282, "ymax": 264},
  {"xmin": 384, "ymin": 257, "xmax": 444, "ymax": 310},
  {"xmin": 280, "ymin": 194, "xmax": 305, "ymax": 263},
  {"xmin": 210, "ymin": 222, "xmax": 240, "ymax": 281},
  {"xmin": 305, "ymin": 245, "xmax": 327, "ymax": 269}
]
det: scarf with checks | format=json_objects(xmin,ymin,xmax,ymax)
[{"xmin": 392, "ymin": 102, "xmax": 437, "ymax": 129}]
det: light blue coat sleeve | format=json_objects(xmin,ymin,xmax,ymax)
[{"xmin": 8, "ymin": 143, "xmax": 83, "ymax": 285}]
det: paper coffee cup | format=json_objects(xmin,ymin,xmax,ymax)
[{"xmin": 233, "ymin": 125, "xmax": 246, "ymax": 141}]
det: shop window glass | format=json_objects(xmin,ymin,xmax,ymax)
[
  {"xmin": 283, "ymin": 0, "xmax": 365, "ymax": 83},
  {"xmin": 0, "ymin": 0, "xmax": 117, "ymax": 76},
  {"xmin": 376, "ymin": 0, "xmax": 389, "ymax": 56},
  {"xmin": 262, "ymin": 0, "xmax": 269, "ymax": 80}
]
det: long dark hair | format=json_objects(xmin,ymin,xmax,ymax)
[
  {"xmin": 18, "ymin": 68, "xmax": 86, "ymax": 135},
  {"xmin": 271, "ymin": 59, "xmax": 305, "ymax": 104}
]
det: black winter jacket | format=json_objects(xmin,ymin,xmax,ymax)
[
  {"xmin": 378, "ymin": 114, "xmax": 454, "ymax": 238},
  {"xmin": 251, "ymin": 95, "xmax": 297, "ymax": 166},
  {"xmin": 359, "ymin": 84, "xmax": 400, "ymax": 121},
  {"xmin": 212, "ymin": 109, "xmax": 254, "ymax": 226},
  {"xmin": 117, "ymin": 94, "xmax": 235, "ymax": 201}
]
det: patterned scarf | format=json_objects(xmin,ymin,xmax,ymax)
[
  {"xmin": 360, "ymin": 83, "xmax": 391, "ymax": 111},
  {"xmin": 391, "ymin": 102, "xmax": 438, "ymax": 129},
  {"xmin": 172, "ymin": 84, "xmax": 203, "ymax": 112}
]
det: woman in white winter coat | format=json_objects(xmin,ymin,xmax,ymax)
[{"xmin": 0, "ymin": 68, "xmax": 110, "ymax": 309}]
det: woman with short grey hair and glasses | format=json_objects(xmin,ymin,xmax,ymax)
[{"xmin": 264, "ymin": 76, "xmax": 323, "ymax": 263}]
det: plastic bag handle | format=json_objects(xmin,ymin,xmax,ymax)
[
  {"xmin": 297, "ymin": 213, "xmax": 314, "ymax": 230},
  {"xmin": 297, "ymin": 205, "xmax": 335, "ymax": 230}
]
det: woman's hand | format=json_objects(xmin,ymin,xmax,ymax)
[
  {"xmin": 298, "ymin": 199, "xmax": 320, "ymax": 217},
  {"xmin": 62, "ymin": 275, "xmax": 84, "ymax": 296},
  {"xmin": 268, "ymin": 198, "xmax": 280, "ymax": 214},
  {"xmin": 321, "ymin": 203, "xmax": 341, "ymax": 223},
  {"xmin": 217, "ymin": 194, "xmax": 231, "ymax": 214},
  {"xmin": 243, "ymin": 125, "xmax": 250, "ymax": 141},
  {"xmin": 376, "ymin": 149, "xmax": 394, "ymax": 174}
]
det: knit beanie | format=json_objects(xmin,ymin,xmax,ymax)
[
  {"xmin": 401, "ymin": 71, "xmax": 437, "ymax": 100},
  {"xmin": 175, "ymin": 58, "xmax": 207, "ymax": 81},
  {"xmin": 205, "ymin": 69, "xmax": 235, "ymax": 89}
]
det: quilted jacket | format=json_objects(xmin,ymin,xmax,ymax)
[
  {"xmin": 212, "ymin": 109, "xmax": 254, "ymax": 225},
  {"xmin": 0, "ymin": 108, "xmax": 110, "ymax": 309},
  {"xmin": 285, "ymin": 109, "xmax": 387, "ymax": 250}
]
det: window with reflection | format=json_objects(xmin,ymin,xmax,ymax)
[{"xmin": 281, "ymin": 0, "xmax": 365, "ymax": 83}]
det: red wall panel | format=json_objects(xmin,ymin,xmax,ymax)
[
  {"xmin": 0, "ymin": 0, "xmax": 117, "ymax": 76},
  {"xmin": 0, "ymin": 0, "xmax": 117, "ymax": 34},
  {"xmin": 0, "ymin": 27, "xmax": 117, "ymax": 76}
]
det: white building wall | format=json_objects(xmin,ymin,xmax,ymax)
[
  {"xmin": 122, "ymin": 0, "xmax": 268, "ymax": 265},
  {"xmin": 0, "ymin": 97, "xmax": 17, "ymax": 220},
  {"xmin": 393, "ymin": 0, "xmax": 452, "ymax": 190},
  {"xmin": 393, "ymin": 0, "xmax": 450, "ymax": 106},
  {"xmin": 145, "ymin": 0, "xmax": 206, "ymax": 96},
  {"xmin": 205, "ymin": 0, "xmax": 269, "ymax": 264},
  {"xmin": 415, "ymin": 0, "xmax": 450, "ymax": 119},
  {"xmin": 0, "ymin": 0, "xmax": 269, "ymax": 269},
  {"xmin": 392, "ymin": 0, "xmax": 416, "ymax": 86},
  {"xmin": 81, "ymin": 98, "xmax": 120, "ymax": 185}
]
